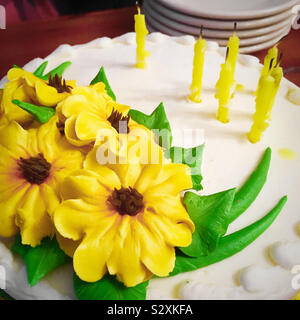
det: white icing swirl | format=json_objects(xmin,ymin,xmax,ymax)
[
  {"xmin": 238, "ymin": 55, "xmax": 260, "ymax": 68},
  {"xmin": 175, "ymin": 35, "xmax": 195, "ymax": 46},
  {"xmin": 180, "ymin": 265, "xmax": 296, "ymax": 300},
  {"xmin": 113, "ymin": 32, "xmax": 136, "ymax": 45},
  {"xmin": 46, "ymin": 44, "xmax": 74, "ymax": 59},
  {"xmin": 147, "ymin": 32, "xmax": 165, "ymax": 43},
  {"xmin": 269, "ymin": 241, "xmax": 300, "ymax": 269},
  {"xmin": 206, "ymin": 41, "xmax": 219, "ymax": 51},
  {"xmin": 287, "ymin": 88, "xmax": 300, "ymax": 106}
]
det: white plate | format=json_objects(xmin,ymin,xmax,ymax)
[
  {"xmin": 147, "ymin": 22, "xmax": 290, "ymax": 53},
  {"xmin": 146, "ymin": 14, "xmax": 291, "ymax": 51},
  {"xmin": 144, "ymin": 0, "xmax": 293, "ymax": 38},
  {"xmin": 146, "ymin": 0, "xmax": 294, "ymax": 30},
  {"xmin": 156, "ymin": 0, "xmax": 300, "ymax": 20}
]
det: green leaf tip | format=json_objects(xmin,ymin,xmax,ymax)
[
  {"xmin": 12, "ymin": 235, "xmax": 70, "ymax": 287},
  {"xmin": 90, "ymin": 66, "xmax": 116, "ymax": 101},
  {"xmin": 73, "ymin": 273, "xmax": 149, "ymax": 300},
  {"xmin": 38, "ymin": 61, "xmax": 72, "ymax": 81},
  {"xmin": 228, "ymin": 147, "xmax": 272, "ymax": 223},
  {"xmin": 33, "ymin": 61, "xmax": 48, "ymax": 78},
  {"xmin": 180, "ymin": 188, "xmax": 236, "ymax": 257},
  {"xmin": 172, "ymin": 195, "xmax": 287, "ymax": 276},
  {"xmin": 129, "ymin": 102, "xmax": 173, "ymax": 150},
  {"xmin": 12, "ymin": 99, "xmax": 56, "ymax": 124}
]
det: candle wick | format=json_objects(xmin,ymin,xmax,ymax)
[
  {"xmin": 200, "ymin": 25, "xmax": 203, "ymax": 38},
  {"xmin": 225, "ymin": 47, "xmax": 229, "ymax": 61},
  {"xmin": 233, "ymin": 22, "xmax": 237, "ymax": 34},
  {"xmin": 276, "ymin": 52, "xmax": 283, "ymax": 67},
  {"xmin": 269, "ymin": 58, "xmax": 274, "ymax": 71},
  {"xmin": 136, "ymin": 1, "xmax": 141, "ymax": 14}
]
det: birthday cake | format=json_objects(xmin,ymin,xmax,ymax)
[{"xmin": 0, "ymin": 31, "xmax": 300, "ymax": 300}]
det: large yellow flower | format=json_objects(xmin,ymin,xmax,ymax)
[
  {"xmin": 54, "ymin": 159, "xmax": 194, "ymax": 287},
  {"xmin": 56, "ymin": 84, "xmax": 132, "ymax": 147},
  {"xmin": 1, "ymin": 68, "xmax": 75, "ymax": 125},
  {"xmin": 0, "ymin": 116, "xmax": 84, "ymax": 246}
]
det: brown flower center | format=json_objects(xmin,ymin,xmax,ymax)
[
  {"xmin": 107, "ymin": 109, "xmax": 130, "ymax": 134},
  {"xmin": 56, "ymin": 120, "xmax": 65, "ymax": 135},
  {"xmin": 48, "ymin": 74, "xmax": 73, "ymax": 93},
  {"xmin": 18, "ymin": 153, "xmax": 51, "ymax": 185},
  {"xmin": 108, "ymin": 187, "xmax": 144, "ymax": 216}
]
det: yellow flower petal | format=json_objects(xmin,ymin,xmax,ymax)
[
  {"xmin": 73, "ymin": 217, "xmax": 118, "ymax": 282},
  {"xmin": 64, "ymin": 115, "xmax": 94, "ymax": 146},
  {"xmin": 142, "ymin": 208, "xmax": 193, "ymax": 247},
  {"xmin": 144, "ymin": 163, "xmax": 193, "ymax": 197},
  {"xmin": 40, "ymin": 183, "xmax": 60, "ymax": 218},
  {"xmin": 56, "ymin": 232, "xmax": 81, "ymax": 257},
  {"xmin": 134, "ymin": 164, "xmax": 162, "ymax": 194},
  {"xmin": 72, "ymin": 84, "xmax": 108, "ymax": 108},
  {"xmin": 75, "ymin": 111, "xmax": 113, "ymax": 141},
  {"xmin": 0, "ymin": 184, "xmax": 30, "ymax": 237},
  {"xmin": 15, "ymin": 185, "xmax": 54, "ymax": 247},
  {"xmin": 1, "ymin": 80, "xmax": 33, "ymax": 124},
  {"xmin": 0, "ymin": 121, "xmax": 28, "ymax": 157},
  {"xmin": 60, "ymin": 170, "xmax": 110, "ymax": 204},
  {"xmin": 144, "ymin": 194, "xmax": 195, "ymax": 232},
  {"xmin": 6, "ymin": 68, "xmax": 25, "ymax": 81},
  {"xmin": 35, "ymin": 80, "xmax": 68, "ymax": 107},
  {"xmin": 54, "ymin": 199, "xmax": 109, "ymax": 241},
  {"xmin": 135, "ymin": 220, "xmax": 175, "ymax": 277},
  {"xmin": 107, "ymin": 216, "xmax": 151, "ymax": 287},
  {"xmin": 84, "ymin": 148, "xmax": 122, "ymax": 189},
  {"xmin": 108, "ymin": 163, "xmax": 142, "ymax": 188}
]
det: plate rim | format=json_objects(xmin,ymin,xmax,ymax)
[
  {"xmin": 144, "ymin": 0, "xmax": 293, "ymax": 38},
  {"xmin": 146, "ymin": 0, "xmax": 294, "ymax": 30},
  {"xmin": 156, "ymin": 0, "xmax": 299, "ymax": 20}
]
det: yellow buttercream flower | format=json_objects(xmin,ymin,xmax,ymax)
[
  {"xmin": 54, "ymin": 159, "xmax": 194, "ymax": 287},
  {"xmin": 0, "ymin": 116, "xmax": 84, "ymax": 246},
  {"xmin": 56, "ymin": 84, "xmax": 132, "ymax": 147},
  {"xmin": 1, "ymin": 68, "xmax": 75, "ymax": 125}
]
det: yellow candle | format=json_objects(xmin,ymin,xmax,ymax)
[
  {"xmin": 248, "ymin": 74, "xmax": 276, "ymax": 143},
  {"xmin": 215, "ymin": 60, "xmax": 235, "ymax": 123},
  {"xmin": 189, "ymin": 34, "xmax": 206, "ymax": 103},
  {"xmin": 134, "ymin": 6, "xmax": 150, "ymax": 69},
  {"xmin": 261, "ymin": 45, "xmax": 278, "ymax": 78},
  {"xmin": 227, "ymin": 31, "xmax": 239, "ymax": 75},
  {"xmin": 255, "ymin": 45, "xmax": 278, "ymax": 96}
]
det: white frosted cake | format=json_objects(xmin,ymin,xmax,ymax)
[{"xmin": 1, "ymin": 32, "xmax": 300, "ymax": 300}]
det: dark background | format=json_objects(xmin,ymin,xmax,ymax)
[{"xmin": 52, "ymin": 0, "xmax": 138, "ymax": 15}]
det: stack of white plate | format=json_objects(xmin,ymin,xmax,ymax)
[{"xmin": 143, "ymin": 0, "xmax": 299, "ymax": 53}]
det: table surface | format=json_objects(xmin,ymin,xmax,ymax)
[{"xmin": 0, "ymin": 6, "xmax": 299, "ymax": 86}]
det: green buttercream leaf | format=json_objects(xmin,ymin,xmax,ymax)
[
  {"xmin": 90, "ymin": 66, "xmax": 116, "ymax": 101},
  {"xmin": 40, "ymin": 61, "xmax": 72, "ymax": 81},
  {"xmin": 12, "ymin": 99, "xmax": 56, "ymax": 124},
  {"xmin": 167, "ymin": 145, "xmax": 204, "ymax": 191},
  {"xmin": 11, "ymin": 234, "xmax": 31, "ymax": 258},
  {"xmin": 228, "ymin": 148, "xmax": 271, "ymax": 223},
  {"xmin": 180, "ymin": 188, "xmax": 236, "ymax": 257},
  {"xmin": 172, "ymin": 196, "xmax": 287, "ymax": 276},
  {"xmin": 33, "ymin": 61, "xmax": 48, "ymax": 78},
  {"xmin": 11, "ymin": 235, "xmax": 71, "ymax": 287},
  {"xmin": 12, "ymin": 64, "xmax": 22, "ymax": 69},
  {"xmin": 73, "ymin": 273, "xmax": 148, "ymax": 300},
  {"xmin": 129, "ymin": 102, "xmax": 172, "ymax": 150}
]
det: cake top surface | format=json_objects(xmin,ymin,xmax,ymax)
[{"xmin": 0, "ymin": 32, "xmax": 300, "ymax": 300}]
